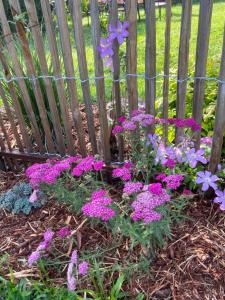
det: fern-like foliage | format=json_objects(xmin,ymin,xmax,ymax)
[{"xmin": 0, "ymin": 183, "xmax": 46, "ymax": 215}]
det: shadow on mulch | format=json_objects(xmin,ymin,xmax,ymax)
[{"xmin": 0, "ymin": 172, "xmax": 225, "ymax": 300}]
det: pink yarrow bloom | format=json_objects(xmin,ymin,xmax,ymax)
[
  {"xmin": 57, "ymin": 227, "xmax": 71, "ymax": 238},
  {"xmin": 112, "ymin": 167, "xmax": 131, "ymax": 181},
  {"xmin": 163, "ymin": 174, "xmax": 184, "ymax": 190},
  {"xmin": 123, "ymin": 182, "xmax": 143, "ymax": 195},
  {"xmin": 78, "ymin": 262, "xmax": 89, "ymax": 275},
  {"xmin": 112, "ymin": 125, "xmax": 124, "ymax": 135}
]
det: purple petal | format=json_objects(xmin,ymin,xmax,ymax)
[{"xmin": 202, "ymin": 182, "xmax": 209, "ymax": 191}]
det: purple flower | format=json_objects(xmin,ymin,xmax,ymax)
[
  {"xmin": 195, "ymin": 171, "xmax": 219, "ymax": 192},
  {"xmin": 163, "ymin": 174, "xmax": 184, "ymax": 190},
  {"xmin": 29, "ymin": 189, "xmax": 38, "ymax": 203},
  {"xmin": 186, "ymin": 148, "xmax": 207, "ymax": 168},
  {"xmin": 122, "ymin": 120, "xmax": 137, "ymax": 131},
  {"xmin": 123, "ymin": 182, "xmax": 143, "ymax": 195},
  {"xmin": 71, "ymin": 250, "xmax": 78, "ymax": 264},
  {"xmin": 44, "ymin": 229, "xmax": 54, "ymax": 243},
  {"xmin": 108, "ymin": 21, "xmax": 129, "ymax": 45},
  {"xmin": 148, "ymin": 183, "xmax": 162, "ymax": 195},
  {"xmin": 57, "ymin": 227, "xmax": 71, "ymax": 238},
  {"xmin": 78, "ymin": 262, "xmax": 89, "ymax": 275},
  {"xmin": 93, "ymin": 160, "xmax": 104, "ymax": 171},
  {"xmin": 28, "ymin": 251, "xmax": 40, "ymax": 267},
  {"xmin": 112, "ymin": 167, "xmax": 131, "ymax": 181},
  {"xmin": 146, "ymin": 134, "xmax": 160, "ymax": 149},
  {"xmin": 97, "ymin": 37, "xmax": 113, "ymax": 58},
  {"xmin": 112, "ymin": 125, "xmax": 124, "ymax": 135},
  {"xmin": 214, "ymin": 190, "xmax": 225, "ymax": 210}
]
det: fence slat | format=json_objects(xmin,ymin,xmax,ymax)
[
  {"xmin": 90, "ymin": 0, "xmax": 111, "ymax": 163},
  {"xmin": 69, "ymin": 0, "xmax": 98, "ymax": 155},
  {"xmin": 192, "ymin": 0, "xmax": 213, "ymax": 149},
  {"xmin": 163, "ymin": 0, "xmax": 171, "ymax": 143},
  {"xmin": 0, "ymin": 48, "xmax": 32, "ymax": 152},
  {"xmin": 9, "ymin": 0, "xmax": 55, "ymax": 153},
  {"xmin": 0, "ymin": 112, "xmax": 11, "ymax": 151},
  {"xmin": 0, "ymin": 82, "xmax": 23, "ymax": 151},
  {"xmin": 0, "ymin": 0, "xmax": 44, "ymax": 153},
  {"xmin": 209, "ymin": 26, "xmax": 225, "ymax": 173},
  {"xmin": 24, "ymin": 0, "xmax": 66, "ymax": 155},
  {"xmin": 40, "ymin": 0, "xmax": 75, "ymax": 155},
  {"xmin": 175, "ymin": 0, "xmax": 192, "ymax": 144},
  {"xmin": 109, "ymin": 0, "xmax": 124, "ymax": 161},
  {"xmin": 55, "ymin": 0, "xmax": 87, "ymax": 156},
  {"xmin": 145, "ymin": 0, "xmax": 156, "ymax": 117},
  {"xmin": 126, "ymin": 0, "xmax": 138, "ymax": 114}
]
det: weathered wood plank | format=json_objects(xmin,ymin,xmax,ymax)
[
  {"xmin": 0, "ymin": 82, "xmax": 23, "ymax": 151},
  {"xmin": 126, "ymin": 0, "xmax": 138, "ymax": 114},
  {"xmin": 90, "ymin": 0, "xmax": 111, "ymax": 163},
  {"xmin": 192, "ymin": 0, "xmax": 213, "ymax": 149},
  {"xmin": 162, "ymin": 0, "xmax": 171, "ymax": 143},
  {"xmin": 69, "ymin": 0, "xmax": 97, "ymax": 155},
  {"xmin": 0, "ymin": 0, "xmax": 44, "ymax": 153},
  {"xmin": 40, "ymin": 0, "xmax": 75, "ymax": 155},
  {"xmin": 0, "ymin": 111, "xmax": 11, "ymax": 151},
  {"xmin": 209, "ymin": 26, "xmax": 225, "ymax": 173},
  {"xmin": 9, "ymin": 0, "xmax": 55, "ymax": 153},
  {"xmin": 24, "ymin": 0, "xmax": 66, "ymax": 155},
  {"xmin": 55, "ymin": 0, "xmax": 87, "ymax": 156},
  {"xmin": 175, "ymin": 0, "xmax": 192, "ymax": 144},
  {"xmin": 0, "ymin": 48, "xmax": 32, "ymax": 151},
  {"xmin": 109, "ymin": 0, "xmax": 124, "ymax": 161},
  {"xmin": 145, "ymin": 0, "xmax": 156, "ymax": 117}
]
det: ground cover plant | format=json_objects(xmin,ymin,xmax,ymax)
[{"xmin": 0, "ymin": 110, "xmax": 221, "ymax": 298}]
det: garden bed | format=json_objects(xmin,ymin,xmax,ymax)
[{"xmin": 0, "ymin": 170, "xmax": 225, "ymax": 299}]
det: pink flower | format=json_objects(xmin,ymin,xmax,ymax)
[
  {"xmin": 112, "ymin": 125, "xmax": 124, "ymax": 135},
  {"xmin": 183, "ymin": 189, "xmax": 192, "ymax": 195},
  {"xmin": 156, "ymin": 173, "xmax": 166, "ymax": 181},
  {"xmin": 118, "ymin": 116, "xmax": 126, "ymax": 123},
  {"xmin": 29, "ymin": 189, "xmax": 38, "ymax": 203},
  {"xmin": 93, "ymin": 160, "xmax": 104, "ymax": 171},
  {"xmin": 163, "ymin": 159, "xmax": 176, "ymax": 169},
  {"xmin": 57, "ymin": 227, "xmax": 71, "ymax": 238},
  {"xmin": 148, "ymin": 183, "xmax": 162, "ymax": 195},
  {"xmin": 44, "ymin": 229, "xmax": 54, "ymax": 243},
  {"xmin": 123, "ymin": 121, "xmax": 137, "ymax": 131},
  {"xmin": 112, "ymin": 167, "xmax": 131, "ymax": 181},
  {"xmin": 123, "ymin": 182, "xmax": 143, "ymax": 195},
  {"xmin": 78, "ymin": 262, "xmax": 89, "ymax": 275},
  {"xmin": 163, "ymin": 174, "xmax": 184, "ymax": 190}
]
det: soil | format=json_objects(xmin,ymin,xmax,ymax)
[{"xmin": 0, "ymin": 171, "xmax": 225, "ymax": 299}]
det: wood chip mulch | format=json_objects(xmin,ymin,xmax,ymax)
[{"xmin": 0, "ymin": 173, "xmax": 225, "ymax": 299}]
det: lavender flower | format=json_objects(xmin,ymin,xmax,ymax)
[
  {"xmin": 186, "ymin": 148, "xmax": 207, "ymax": 168},
  {"xmin": 78, "ymin": 262, "xmax": 89, "ymax": 275},
  {"xmin": 195, "ymin": 171, "xmax": 219, "ymax": 192},
  {"xmin": 28, "ymin": 251, "xmax": 40, "ymax": 267},
  {"xmin": 97, "ymin": 37, "xmax": 113, "ymax": 58},
  {"xmin": 214, "ymin": 190, "xmax": 225, "ymax": 210},
  {"xmin": 108, "ymin": 21, "xmax": 129, "ymax": 45}
]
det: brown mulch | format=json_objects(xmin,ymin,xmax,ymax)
[{"xmin": 0, "ymin": 173, "xmax": 225, "ymax": 299}]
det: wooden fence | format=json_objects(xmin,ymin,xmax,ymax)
[{"xmin": 0, "ymin": 0, "xmax": 224, "ymax": 173}]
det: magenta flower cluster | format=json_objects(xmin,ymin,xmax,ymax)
[
  {"xmin": 67, "ymin": 249, "xmax": 89, "ymax": 292},
  {"xmin": 97, "ymin": 20, "xmax": 129, "ymax": 69},
  {"xmin": 112, "ymin": 165, "xmax": 132, "ymax": 181},
  {"xmin": 26, "ymin": 156, "xmax": 81, "ymax": 188},
  {"xmin": 71, "ymin": 155, "xmax": 104, "ymax": 177},
  {"xmin": 131, "ymin": 189, "xmax": 171, "ymax": 224},
  {"xmin": 82, "ymin": 190, "xmax": 115, "ymax": 221},
  {"xmin": 123, "ymin": 182, "xmax": 143, "ymax": 195},
  {"xmin": 162, "ymin": 174, "xmax": 184, "ymax": 190}
]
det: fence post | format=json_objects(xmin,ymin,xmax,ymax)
[
  {"xmin": 40, "ymin": 0, "xmax": 75, "ymax": 155},
  {"xmin": 209, "ymin": 26, "xmax": 225, "ymax": 173},
  {"xmin": 24, "ymin": 0, "xmax": 66, "ymax": 155},
  {"xmin": 69, "ymin": 0, "xmax": 98, "ymax": 155},
  {"xmin": 55, "ymin": 0, "xmax": 87, "ymax": 156},
  {"xmin": 109, "ymin": 0, "xmax": 124, "ymax": 161},
  {"xmin": 192, "ymin": 0, "xmax": 213, "ymax": 149},
  {"xmin": 126, "ymin": 0, "xmax": 138, "ymax": 114},
  {"xmin": 9, "ymin": 0, "xmax": 55, "ymax": 153},
  {"xmin": 175, "ymin": 0, "xmax": 192, "ymax": 144},
  {"xmin": 162, "ymin": 0, "xmax": 172, "ymax": 143},
  {"xmin": 145, "ymin": 0, "xmax": 156, "ymax": 119},
  {"xmin": 90, "ymin": 0, "xmax": 111, "ymax": 164},
  {"xmin": 0, "ymin": 49, "xmax": 32, "ymax": 152}
]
